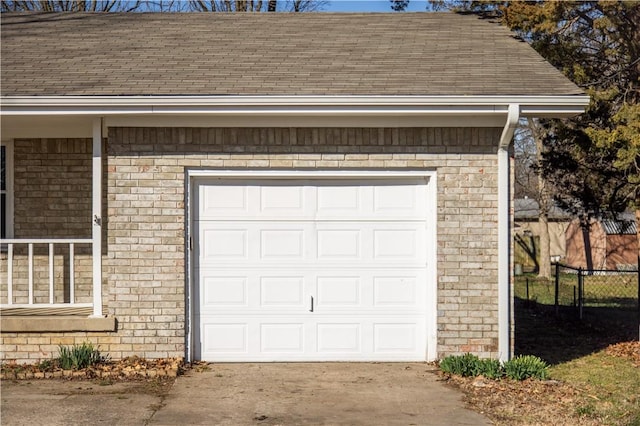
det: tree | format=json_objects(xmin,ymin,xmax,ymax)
[
  {"xmin": 512, "ymin": 119, "xmax": 554, "ymax": 278},
  {"xmin": 411, "ymin": 1, "xmax": 640, "ymax": 268},
  {"xmin": 531, "ymin": 120, "xmax": 553, "ymax": 279},
  {"xmin": 187, "ymin": 0, "xmax": 325, "ymax": 12},
  {"xmin": 0, "ymin": 0, "xmax": 142, "ymax": 11},
  {"xmin": 390, "ymin": 0, "xmax": 410, "ymax": 11},
  {"xmin": 505, "ymin": 2, "xmax": 640, "ymax": 267},
  {"xmin": 0, "ymin": 0, "xmax": 326, "ymax": 12}
]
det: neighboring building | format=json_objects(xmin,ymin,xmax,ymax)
[
  {"xmin": 514, "ymin": 198, "xmax": 573, "ymax": 271},
  {"xmin": 0, "ymin": 12, "xmax": 588, "ymax": 363},
  {"xmin": 565, "ymin": 214, "xmax": 638, "ymax": 271}
]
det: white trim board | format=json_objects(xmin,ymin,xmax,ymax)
[
  {"xmin": 2, "ymin": 95, "xmax": 589, "ymax": 119},
  {"xmin": 1, "ymin": 140, "xmax": 14, "ymax": 239},
  {"xmin": 185, "ymin": 169, "xmax": 438, "ymax": 362}
]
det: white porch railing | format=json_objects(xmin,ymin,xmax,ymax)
[{"xmin": 1, "ymin": 238, "xmax": 99, "ymax": 315}]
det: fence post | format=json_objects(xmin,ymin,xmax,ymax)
[
  {"xmin": 554, "ymin": 263, "xmax": 560, "ymax": 316},
  {"xmin": 578, "ymin": 267, "xmax": 584, "ymax": 320}
]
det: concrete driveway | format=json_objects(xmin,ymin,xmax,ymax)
[{"xmin": 2, "ymin": 363, "xmax": 490, "ymax": 426}]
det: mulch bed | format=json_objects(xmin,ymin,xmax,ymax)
[
  {"xmin": 440, "ymin": 373, "xmax": 601, "ymax": 426},
  {"xmin": 0, "ymin": 356, "xmax": 186, "ymax": 380},
  {"xmin": 440, "ymin": 341, "xmax": 640, "ymax": 425}
]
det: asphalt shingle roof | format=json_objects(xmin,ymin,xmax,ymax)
[
  {"xmin": 1, "ymin": 12, "xmax": 584, "ymax": 97},
  {"xmin": 514, "ymin": 198, "xmax": 573, "ymax": 221}
]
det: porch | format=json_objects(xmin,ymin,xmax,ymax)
[{"xmin": 1, "ymin": 119, "xmax": 115, "ymax": 332}]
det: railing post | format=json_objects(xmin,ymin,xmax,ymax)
[
  {"xmin": 49, "ymin": 243, "xmax": 54, "ymax": 304},
  {"xmin": 578, "ymin": 267, "xmax": 584, "ymax": 320},
  {"xmin": 28, "ymin": 243, "xmax": 34, "ymax": 304},
  {"xmin": 91, "ymin": 117, "xmax": 103, "ymax": 317},
  {"xmin": 7, "ymin": 243, "xmax": 13, "ymax": 305},
  {"xmin": 69, "ymin": 243, "xmax": 75, "ymax": 305},
  {"xmin": 554, "ymin": 263, "xmax": 560, "ymax": 316}
]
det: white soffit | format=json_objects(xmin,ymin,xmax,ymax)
[{"xmin": 0, "ymin": 115, "xmax": 95, "ymax": 139}]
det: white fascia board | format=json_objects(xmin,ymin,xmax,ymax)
[
  {"xmin": 187, "ymin": 169, "xmax": 436, "ymax": 179},
  {"xmin": 1, "ymin": 95, "xmax": 590, "ymax": 118}
]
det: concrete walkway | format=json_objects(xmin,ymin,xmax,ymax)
[{"xmin": 2, "ymin": 363, "xmax": 490, "ymax": 426}]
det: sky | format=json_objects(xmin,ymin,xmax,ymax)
[{"xmin": 324, "ymin": 1, "xmax": 428, "ymax": 12}]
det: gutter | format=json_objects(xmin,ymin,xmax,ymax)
[
  {"xmin": 498, "ymin": 104, "xmax": 520, "ymax": 362},
  {"xmin": 0, "ymin": 95, "xmax": 589, "ymax": 117}
]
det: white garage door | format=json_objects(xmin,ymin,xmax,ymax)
[{"xmin": 194, "ymin": 177, "xmax": 433, "ymax": 361}]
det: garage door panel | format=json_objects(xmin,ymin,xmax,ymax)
[
  {"xmin": 317, "ymin": 323, "xmax": 361, "ymax": 353},
  {"xmin": 373, "ymin": 184, "xmax": 424, "ymax": 214},
  {"xmin": 197, "ymin": 268, "xmax": 426, "ymax": 312},
  {"xmin": 201, "ymin": 276, "xmax": 248, "ymax": 307},
  {"xmin": 316, "ymin": 276, "xmax": 361, "ymax": 307},
  {"xmin": 199, "ymin": 222, "xmax": 425, "ymax": 265},
  {"xmin": 260, "ymin": 185, "xmax": 306, "ymax": 213},
  {"xmin": 198, "ymin": 179, "xmax": 427, "ymax": 221},
  {"xmin": 373, "ymin": 228, "xmax": 425, "ymax": 260},
  {"xmin": 317, "ymin": 229, "xmax": 362, "ymax": 259},
  {"xmin": 374, "ymin": 323, "xmax": 419, "ymax": 353},
  {"xmin": 199, "ymin": 318, "xmax": 426, "ymax": 361},
  {"xmin": 316, "ymin": 185, "xmax": 361, "ymax": 213},
  {"xmin": 260, "ymin": 229, "xmax": 305, "ymax": 259},
  {"xmin": 200, "ymin": 184, "xmax": 249, "ymax": 216},
  {"xmin": 260, "ymin": 323, "xmax": 305, "ymax": 353},
  {"xmin": 202, "ymin": 323, "xmax": 248, "ymax": 354},
  {"xmin": 260, "ymin": 276, "xmax": 305, "ymax": 307},
  {"xmin": 373, "ymin": 276, "xmax": 418, "ymax": 307},
  {"xmin": 201, "ymin": 229, "xmax": 248, "ymax": 260}
]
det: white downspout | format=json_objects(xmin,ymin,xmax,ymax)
[
  {"xmin": 91, "ymin": 118, "xmax": 103, "ymax": 318},
  {"xmin": 498, "ymin": 104, "xmax": 519, "ymax": 362}
]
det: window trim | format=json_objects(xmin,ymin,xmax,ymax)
[{"xmin": 1, "ymin": 139, "xmax": 14, "ymax": 239}]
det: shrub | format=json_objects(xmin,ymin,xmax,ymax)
[
  {"xmin": 503, "ymin": 355, "xmax": 548, "ymax": 380},
  {"xmin": 57, "ymin": 342, "xmax": 105, "ymax": 370},
  {"xmin": 439, "ymin": 353, "xmax": 482, "ymax": 377}
]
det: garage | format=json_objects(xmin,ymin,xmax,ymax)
[{"xmin": 192, "ymin": 173, "xmax": 437, "ymax": 361}]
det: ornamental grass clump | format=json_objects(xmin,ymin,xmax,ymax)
[
  {"xmin": 477, "ymin": 358, "xmax": 504, "ymax": 379},
  {"xmin": 439, "ymin": 353, "xmax": 482, "ymax": 377},
  {"xmin": 57, "ymin": 342, "xmax": 105, "ymax": 370},
  {"xmin": 439, "ymin": 353, "xmax": 548, "ymax": 381},
  {"xmin": 503, "ymin": 355, "xmax": 549, "ymax": 380}
]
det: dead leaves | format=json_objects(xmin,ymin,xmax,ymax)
[
  {"xmin": 606, "ymin": 341, "xmax": 640, "ymax": 366},
  {"xmin": 445, "ymin": 372, "xmax": 596, "ymax": 425},
  {"xmin": 1, "ymin": 356, "xmax": 185, "ymax": 381},
  {"xmin": 441, "ymin": 341, "xmax": 640, "ymax": 425}
]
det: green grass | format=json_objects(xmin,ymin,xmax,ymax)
[
  {"xmin": 551, "ymin": 350, "xmax": 640, "ymax": 425},
  {"xmin": 515, "ymin": 272, "xmax": 638, "ymax": 309}
]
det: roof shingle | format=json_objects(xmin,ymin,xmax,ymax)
[{"xmin": 1, "ymin": 12, "xmax": 585, "ymax": 97}]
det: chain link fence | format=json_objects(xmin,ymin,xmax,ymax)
[
  {"xmin": 555, "ymin": 264, "xmax": 639, "ymax": 319},
  {"xmin": 514, "ymin": 263, "xmax": 639, "ymax": 339}
]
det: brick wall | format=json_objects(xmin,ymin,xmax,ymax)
[
  {"xmin": 13, "ymin": 138, "xmax": 92, "ymax": 238},
  {"xmin": 0, "ymin": 139, "xmax": 94, "ymax": 307},
  {"xmin": 2, "ymin": 127, "xmax": 502, "ymax": 362}
]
